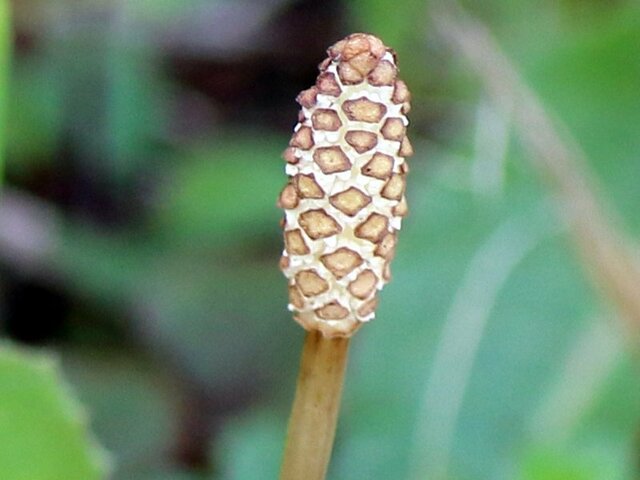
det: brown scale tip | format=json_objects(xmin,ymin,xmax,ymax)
[
  {"xmin": 328, "ymin": 33, "xmax": 387, "ymax": 63},
  {"xmin": 325, "ymin": 33, "xmax": 395, "ymax": 85}
]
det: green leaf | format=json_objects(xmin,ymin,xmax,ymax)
[{"xmin": 0, "ymin": 344, "xmax": 110, "ymax": 480}]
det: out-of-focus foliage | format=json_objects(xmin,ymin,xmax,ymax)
[
  {"xmin": 0, "ymin": 0, "xmax": 10, "ymax": 178},
  {"xmin": 157, "ymin": 136, "xmax": 284, "ymax": 246},
  {"xmin": 1, "ymin": 0, "xmax": 639, "ymax": 479},
  {"xmin": 0, "ymin": 345, "xmax": 109, "ymax": 479},
  {"xmin": 7, "ymin": 57, "xmax": 62, "ymax": 173}
]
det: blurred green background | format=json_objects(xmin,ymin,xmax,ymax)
[{"xmin": 1, "ymin": 0, "xmax": 639, "ymax": 479}]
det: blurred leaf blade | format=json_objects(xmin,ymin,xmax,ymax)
[
  {"xmin": 6, "ymin": 57, "xmax": 63, "ymax": 175},
  {"xmin": 0, "ymin": 344, "xmax": 110, "ymax": 480},
  {"xmin": 0, "ymin": 0, "xmax": 10, "ymax": 182}
]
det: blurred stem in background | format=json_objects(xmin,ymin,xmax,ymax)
[
  {"xmin": 432, "ymin": 1, "xmax": 640, "ymax": 342},
  {"xmin": 0, "ymin": 0, "xmax": 10, "ymax": 184}
]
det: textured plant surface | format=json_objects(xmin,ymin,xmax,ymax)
[{"xmin": 278, "ymin": 33, "xmax": 412, "ymax": 337}]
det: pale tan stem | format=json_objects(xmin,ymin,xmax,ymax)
[{"xmin": 280, "ymin": 331, "xmax": 350, "ymax": 480}]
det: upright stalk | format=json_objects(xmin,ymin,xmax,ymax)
[
  {"xmin": 280, "ymin": 332, "xmax": 350, "ymax": 480},
  {"xmin": 277, "ymin": 33, "xmax": 412, "ymax": 478}
]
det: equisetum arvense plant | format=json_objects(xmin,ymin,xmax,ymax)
[{"xmin": 278, "ymin": 33, "xmax": 411, "ymax": 479}]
